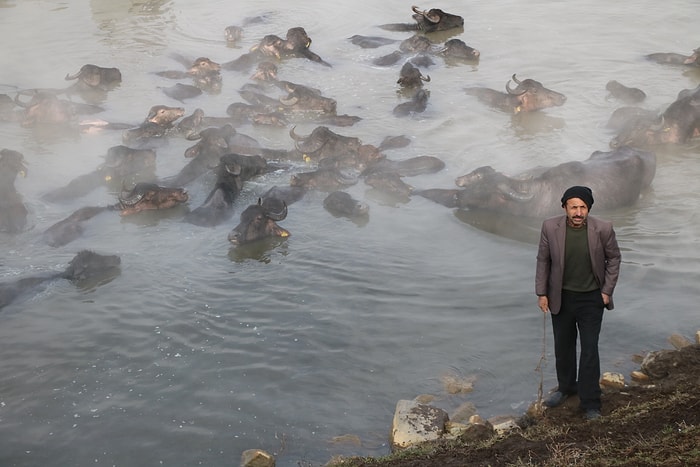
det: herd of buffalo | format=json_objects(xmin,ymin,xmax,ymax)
[{"xmin": 1, "ymin": 5, "xmax": 699, "ymax": 308}]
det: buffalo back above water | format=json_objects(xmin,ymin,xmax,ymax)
[{"xmin": 448, "ymin": 146, "xmax": 656, "ymax": 218}]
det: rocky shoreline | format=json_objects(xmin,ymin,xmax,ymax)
[{"xmin": 241, "ymin": 329, "xmax": 700, "ymax": 466}]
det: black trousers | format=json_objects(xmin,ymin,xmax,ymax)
[{"xmin": 551, "ymin": 289, "xmax": 604, "ymax": 410}]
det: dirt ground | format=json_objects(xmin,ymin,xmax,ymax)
[{"xmin": 337, "ymin": 344, "xmax": 700, "ymax": 467}]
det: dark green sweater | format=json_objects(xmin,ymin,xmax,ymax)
[{"xmin": 562, "ymin": 223, "xmax": 598, "ymax": 292}]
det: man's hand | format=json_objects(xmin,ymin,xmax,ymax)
[{"xmin": 538, "ymin": 295, "xmax": 549, "ymax": 313}]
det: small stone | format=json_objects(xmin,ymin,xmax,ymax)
[
  {"xmin": 330, "ymin": 434, "xmax": 362, "ymax": 447},
  {"xmin": 240, "ymin": 448, "xmax": 275, "ymax": 467},
  {"xmin": 450, "ymin": 402, "xmax": 477, "ymax": 423},
  {"xmin": 695, "ymin": 330, "xmax": 700, "ymax": 345},
  {"xmin": 630, "ymin": 370, "xmax": 650, "ymax": 383},
  {"xmin": 600, "ymin": 372, "xmax": 625, "ymax": 389},
  {"xmin": 489, "ymin": 415, "xmax": 520, "ymax": 435},
  {"xmin": 668, "ymin": 333, "xmax": 692, "ymax": 350}
]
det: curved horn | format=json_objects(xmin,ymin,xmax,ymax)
[
  {"xmin": 497, "ymin": 182, "xmax": 534, "ymax": 202},
  {"xmin": 421, "ymin": 74, "xmax": 431, "ymax": 82},
  {"xmin": 511, "ymin": 74, "xmax": 522, "ymax": 85},
  {"xmin": 265, "ymin": 200, "xmax": 288, "ymax": 221},
  {"xmin": 64, "ymin": 69, "xmax": 82, "ymax": 81},
  {"xmin": 279, "ymin": 95, "xmax": 299, "ymax": 106},
  {"xmin": 118, "ymin": 184, "xmax": 144, "ymax": 206},
  {"xmin": 649, "ymin": 115, "xmax": 666, "ymax": 131},
  {"xmin": 288, "ymin": 126, "xmax": 307, "ymax": 142},
  {"xmin": 505, "ymin": 79, "xmax": 526, "ymax": 96},
  {"xmin": 13, "ymin": 89, "xmax": 37, "ymax": 108}
]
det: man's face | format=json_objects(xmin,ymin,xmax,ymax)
[{"xmin": 564, "ymin": 197, "xmax": 589, "ymax": 228}]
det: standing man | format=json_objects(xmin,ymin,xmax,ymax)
[{"xmin": 535, "ymin": 186, "xmax": 621, "ymax": 420}]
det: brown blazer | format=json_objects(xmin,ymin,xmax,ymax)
[{"xmin": 535, "ymin": 215, "xmax": 621, "ymax": 314}]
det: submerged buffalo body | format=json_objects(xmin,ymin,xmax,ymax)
[
  {"xmin": 416, "ymin": 146, "xmax": 656, "ymax": 218},
  {"xmin": 645, "ymin": 47, "xmax": 700, "ymax": 67},
  {"xmin": 465, "ymin": 74, "xmax": 566, "ymax": 113},
  {"xmin": 0, "ymin": 149, "xmax": 29, "ymax": 233},
  {"xmin": 43, "ymin": 145, "xmax": 157, "ymax": 202},
  {"xmin": 0, "ymin": 250, "xmax": 121, "ymax": 310},
  {"xmin": 184, "ymin": 153, "xmax": 269, "ymax": 227}
]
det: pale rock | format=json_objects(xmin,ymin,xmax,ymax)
[
  {"xmin": 390, "ymin": 399, "xmax": 449, "ymax": 451},
  {"xmin": 668, "ymin": 333, "xmax": 692, "ymax": 350},
  {"xmin": 240, "ymin": 448, "xmax": 275, "ymax": 467},
  {"xmin": 600, "ymin": 371, "xmax": 625, "ymax": 389},
  {"xmin": 630, "ymin": 370, "xmax": 650, "ymax": 383},
  {"xmin": 468, "ymin": 414, "xmax": 493, "ymax": 430},
  {"xmin": 488, "ymin": 415, "xmax": 520, "ymax": 435},
  {"xmin": 695, "ymin": 330, "xmax": 700, "ymax": 345}
]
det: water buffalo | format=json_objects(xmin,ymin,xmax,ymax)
[
  {"xmin": 645, "ymin": 47, "xmax": 700, "ymax": 66},
  {"xmin": 348, "ymin": 35, "xmax": 400, "ymax": 49},
  {"xmin": 289, "ymin": 126, "xmax": 363, "ymax": 162},
  {"xmin": 373, "ymin": 35, "xmax": 434, "ymax": 66},
  {"xmin": 157, "ymin": 55, "xmax": 222, "ymax": 93},
  {"xmin": 364, "ymin": 170, "xmax": 413, "ymax": 202},
  {"xmin": 437, "ymin": 38, "xmax": 480, "ymax": 62},
  {"xmin": 290, "ymin": 167, "xmax": 358, "ymax": 191},
  {"xmin": 43, "ymin": 183, "xmax": 188, "ymax": 247},
  {"xmin": 183, "ymin": 153, "xmax": 270, "ymax": 227},
  {"xmin": 0, "ymin": 250, "xmax": 121, "ymax": 310},
  {"xmin": 223, "ymin": 27, "xmax": 330, "ymax": 72},
  {"xmin": 0, "ymin": 149, "xmax": 28, "ymax": 234},
  {"xmin": 281, "ymin": 27, "xmax": 331, "ymax": 67},
  {"xmin": 42, "ymin": 145, "xmax": 157, "ymax": 202},
  {"xmin": 227, "ymin": 197, "xmax": 290, "ymax": 245},
  {"xmin": 361, "ymin": 155, "xmax": 446, "ymax": 177},
  {"xmin": 122, "ymin": 105, "xmax": 185, "ymax": 146},
  {"xmin": 415, "ymin": 146, "xmax": 656, "ymax": 218},
  {"xmin": 117, "ymin": 182, "xmax": 189, "ymax": 216},
  {"xmin": 465, "ymin": 74, "xmax": 567, "ymax": 114},
  {"xmin": 610, "ymin": 84, "xmax": 700, "ymax": 148},
  {"xmin": 606, "ymin": 80, "xmax": 646, "ymax": 104},
  {"xmin": 165, "ymin": 124, "xmax": 263, "ymax": 187},
  {"xmin": 65, "ymin": 64, "xmax": 122, "ymax": 89},
  {"xmin": 162, "ymin": 83, "xmax": 202, "ymax": 102},
  {"xmin": 287, "ymin": 126, "xmax": 411, "ymax": 170},
  {"xmin": 323, "ymin": 191, "xmax": 369, "ymax": 219},
  {"xmin": 14, "ymin": 90, "xmax": 77, "ymax": 127},
  {"xmin": 379, "ymin": 5, "xmax": 464, "ymax": 33},
  {"xmin": 397, "ymin": 62, "xmax": 431, "ymax": 90}
]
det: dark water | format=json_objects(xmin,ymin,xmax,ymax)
[{"xmin": 0, "ymin": 1, "xmax": 699, "ymax": 465}]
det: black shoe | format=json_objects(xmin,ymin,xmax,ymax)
[
  {"xmin": 543, "ymin": 391, "xmax": 569, "ymax": 408},
  {"xmin": 585, "ymin": 409, "xmax": 601, "ymax": 420}
]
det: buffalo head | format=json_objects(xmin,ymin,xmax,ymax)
[
  {"xmin": 411, "ymin": 6, "xmax": 464, "ymax": 32},
  {"xmin": 227, "ymin": 197, "xmax": 290, "ymax": 245},
  {"xmin": 505, "ymin": 74, "xmax": 567, "ymax": 113}
]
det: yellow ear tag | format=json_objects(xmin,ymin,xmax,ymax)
[
  {"xmin": 104, "ymin": 175, "xmax": 112, "ymax": 182},
  {"xmin": 303, "ymin": 154, "xmax": 311, "ymax": 163},
  {"xmin": 514, "ymin": 106, "xmax": 521, "ymax": 114},
  {"xmin": 280, "ymin": 231, "xmax": 290, "ymax": 237}
]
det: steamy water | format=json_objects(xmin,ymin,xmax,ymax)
[{"xmin": 1, "ymin": 1, "xmax": 699, "ymax": 465}]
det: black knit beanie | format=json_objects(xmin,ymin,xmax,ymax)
[{"xmin": 561, "ymin": 186, "xmax": 594, "ymax": 209}]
